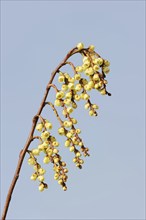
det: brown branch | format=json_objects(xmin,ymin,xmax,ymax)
[
  {"xmin": 45, "ymin": 102, "xmax": 64, "ymax": 126},
  {"xmin": 63, "ymin": 61, "xmax": 77, "ymax": 75},
  {"xmin": 46, "ymin": 83, "xmax": 59, "ymax": 92},
  {"xmin": 1, "ymin": 46, "xmax": 80, "ymax": 220},
  {"xmin": 30, "ymin": 136, "xmax": 43, "ymax": 143}
]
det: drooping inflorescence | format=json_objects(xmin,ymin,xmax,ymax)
[
  {"xmin": 27, "ymin": 42, "xmax": 111, "ymax": 192},
  {"xmin": 28, "ymin": 117, "xmax": 68, "ymax": 191}
]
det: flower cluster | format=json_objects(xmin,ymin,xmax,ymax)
[
  {"xmin": 58, "ymin": 110, "xmax": 89, "ymax": 169},
  {"xmin": 27, "ymin": 43, "xmax": 111, "ymax": 192},
  {"xmin": 28, "ymin": 119, "xmax": 68, "ymax": 191},
  {"xmin": 55, "ymin": 43, "xmax": 110, "ymax": 117}
]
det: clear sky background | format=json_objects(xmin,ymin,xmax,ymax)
[{"xmin": 1, "ymin": 1, "xmax": 145, "ymax": 220}]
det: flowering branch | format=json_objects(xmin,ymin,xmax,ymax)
[{"xmin": 2, "ymin": 43, "xmax": 111, "ymax": 220}]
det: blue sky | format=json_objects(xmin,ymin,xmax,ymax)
[{"xmin": 1, "ymin": 1, "xmax": 145, "ymax": 219}]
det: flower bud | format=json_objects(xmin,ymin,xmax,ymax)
[
  {"xmin": 76, "ymin": 66, "xmax": 83, "ymax": 72},
  {"xmin": 79, "ymin": 142, "xmax": 83, "ymax": 146},
  {"xmin": 39, "ymin": 183, "xmax": 45, "ymax": 192},
  {"xmin": 77, "ymin": 42, "xmax": 84, "ymax": 50},
  {"xmin": 43, "ymin": 156, "xmax": 50, "ymax": 164},
  {"xmin": 36, "ymin": 123, "xmax": 43, "ymax": 132},
  {"xmin": 38, "ymin": 168, "xmax": 46, "ymax": 175},
  {"xmin": 94, "ymin": 83, "xmax": 99, "ymax": 89},
  {"xmin": 72, "ymin": 102, "xmax": 77, "ymax": 109},
  {"xmin": 56, "ymin": 91, "xmax": 65, "ymax": 99},
  {"xmin": 54, "ymin": 173, "xmax": 59, "ymax": 180},
  {"xmin": 93, "ymin": 58, "xmax": 103, "ymax": 66},
  {"xmin": 53, "ymin": 166, "xmax": 60, "ymax": 172},
  {"xmin": 38, "ymin": 175, "xmax": 45, "ymax": 182},
  {"xmin": 84, "ymin": 84, "xmax": 91, "ymax": 91},
  {"xmin": 70, "ymin": 129, "xmax": 75, "ymax": 134},
  {"xmin": 46, "ymin": 148, "xmax": 53, "ymax": 156},
  {"xmin": 71, "ymin": 118, "xmax": 77, "ymax": 124},
  {"xmin": 65, "ymin": 140, "xmax": 71, "ymax": 147},
  {"xmin": 68, "ymin": 77, "xmax": 75, "ymax": 83},
  {"xmin": 82, "ymin": 64, "xmax": 88, "ymax": 71},
  {"xmin": 62, "ymin": 186, "xmax": 67, "ymax": 191},
  {"xmin": 42, "ymin": 140, "xmax": 49, "ymax": 147},
  {"xmin": 64, "ymin": 168, "xmax": 68, "ymax": 173},
  {"xmin": 92, "ymin": 104, "xmax": 99, "ymax": 109},
  {"xmin": 28, "ymin": 158, "xmax": 35, "ymax": 165},
  {"xmin": 89, "ymin": 110, "xmax": 94, "ymax": 116},
  {"xmin": 54, "ymin": 99, "xmax": 62, "ymax": 107},
  {"xmin": 83, "ymin": 94, "xmax": 90, "ymax": 100},
  {"xmin": 30, "ymin": 173, "xmax": 37, "ymax": 181},
  {"xmin": 62, "ymin": 84, "xmax": 68, "ymax": 91},
  {"xmin": 45, "ymin": 122, "xmax": 52, "ymax": 130},
  {"xmin": 63, "ymin": 120, "xmax": 72, "ymax": 128},
  {"xmin": 88, "ymin": 81, "xmax": 94, "ymax": 88},
  {"xmin": 75, "ymin": 84, "xmax": 82, "ymax": 91},
  {"xmin": 58, "ymin": 127, "xmax": 65, "ymax": 135},
  {"xmin": 54, "ymin": 157, "xmax": 60, "ymax": 163},
  {"xmin": 64, "ymin": 98, "xmax": 71, "ymax": 105},
  {"xmin": 76, "ymin": 163, "xmax": 81, "ymax": 168},
  {"xmin": 88, "ymin": 67, "xmax": 94, "ymax": 75},
  {"xmin": 50, "ymin": 136, "xmax": 56, "ymax": 142},
  {"xmin": 52, "ymin": 141, "xmax": 59, "ymax": 147},
  {"xmin": 76, "ymin": 152, "xmax": 81, "ymax": 157},
  {"xmin": 75, "ymin": 74, "xmax": 81, "ymax": 81},
  {"xmin": 75, "ymin": 141, "xmax": 80, "ymax": 145},
  {"xmin": 73, "ymin": 158, "xmax": 77, "ymax": 163},
  {"xmin": 98, "ymin": 81, "xmax": 103, "ymax": 88},
  {"xmin": 65, "ymin": 92, "xmax": 72, "ymax": 99},
  {"xmin": 72, "ymin": 136, "xmax": 77, "ymax": 142},
  {"xmin": 66, "ymin": 132, "xmax": 73, "ymax": 138},
  {"xmin": 32, "ymin": 149, "xmax": 40, "ymax": 156},
  {"xmin": 93, "ymin": 65, "xmax": 99, "ymax": 71},
  {"xmin": 89, "ymin": 44, "xmax": 95, "ymax": 51},
  {"xmin": 83, "ymin": 60, "xmax": 90, "ymax": 68},
  {"xmin": 93, "ymin": 73, "xmax": 100, "ymax": 81},
  {"xmin": 80, "ymin": 93, "xmax": 85, "ymax": 99},
  {"xmin": 84, "ymin": 102, "xmax": 90, "ymax": 109},
  {"xmin": 82, "ymin": 79, "xmax": 88, "ymax": 85},
  {"xmin": 38, "ymin": 144, "xmax": 45, "ymax": 151},
  {"xmin": 53, "ymin": 148, "xmax": 59, "ymax": 154},
  {"xmin": 74, "ymin": 94, "xmax": 81, "ymax": 101},
  {"xmin": 62, "ymin": 162, "xmax": 66, "ymax": 167},
  {"xmin": 58, "ymin": 179, "xmax": 63, "ymax": 185},
  {"xmin": 76, "ymin": 128, "xmax": 81, "ymax": 134},
  {"xmin": 67, "ymin": 107, "xmax": 73, "ymax": 114},
  {"xmin": 58, "ymin": 75, "xmax": 65, "ymax": 83},
  {"xmin": 102, "ymin": 67, "xmax": 110, "ymax": 74},
  {"xmin": 100, "ymin": 88, "xmax": 106, "ymax": 95},
  {"xmin": 84, "ymin": 69, "xmax": 89, "ymax": 76},
  {"xmin": 68, "ymin": 83, "xmax": 74, "ymax": 90},
  {"xmin": 79, "ymin": 159, "xmax": 84, "ymax": 164},
  {"xmin": 104, "ymin": 59, "xmax": 110, "ymax": 66},
  {"xmin": 41, "ymin": 131, "xmax": 50, "ymax": 140},
  {"xmin": 70, "ymin": 146, "xmax": 75, "ymax": 152}
]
